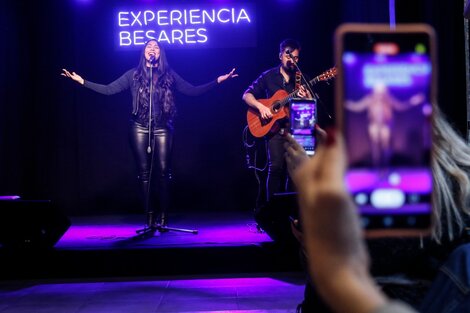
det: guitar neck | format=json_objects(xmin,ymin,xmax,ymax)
[
  {"xmin": 276, "ymin": 67, "xmax": 336, "ymax": 108},
  {"xmin": 282, "ymin": 76, "xmax": 319, "ymax": 104}
]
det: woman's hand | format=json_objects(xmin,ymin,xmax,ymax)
[
  {"xmin": 284, "ymin": 126, "xmax": 326, "ymax": 187},
  {"xmin": 284, "ymin": 133, "xmax": 310, "ymax": 186},
  {"xmin": 217, "ymin": 68, "xmax": 238, "ymax": 83},
  {"xmin": 61, "ymin": 69, "xmax": 85, "ymax": 85},
  {"xmin": 297, "ymin": 128, "xmax": 389, "ymax": 313}
]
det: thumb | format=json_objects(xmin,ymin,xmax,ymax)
[{"xmin": 316, "ymin": 128, "xmax": 347, "ymax": 186}]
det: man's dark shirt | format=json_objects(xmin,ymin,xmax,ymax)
[{"xmin": 244, "ymin": 66, "xmax": 296, "ymax": 99}]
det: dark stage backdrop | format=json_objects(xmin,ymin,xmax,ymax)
[{"xmin": 0, "ymin": 0, "xmax": 466, "ymax": 216}]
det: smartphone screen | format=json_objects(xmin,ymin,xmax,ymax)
[
  {"xmin": 290, "ymin": 98, "xmax": 316, "ymax": 156},
  {"xmin": 335, "ymin": 24, "xmax": 436, "ymax": 234}
]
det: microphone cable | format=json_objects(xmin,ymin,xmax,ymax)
[{"xmin": 242, "ymin": 125, "xmax": 268, "ymax": 172}]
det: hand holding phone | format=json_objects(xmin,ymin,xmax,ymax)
[{"xmin": 334, "ymin": 23, "xmax": 436, "ymax": 236}]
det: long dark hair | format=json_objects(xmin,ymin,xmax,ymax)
[{"xmin": 134, "ymin": 39, "xmax": 176, "ymax": 122}]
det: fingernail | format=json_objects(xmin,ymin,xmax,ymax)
[{"xmin": 325, "ymin": 127, "xmax": 336, "ymax": 146}]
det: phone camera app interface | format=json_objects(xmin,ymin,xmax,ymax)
[{"xmin": 342, "ymin": 34, "xmax": 433, "ymax": 227}]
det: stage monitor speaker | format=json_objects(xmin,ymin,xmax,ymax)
[
  {"xmin": 254, "ymin": 192, "xmax": 299, "ymax": 244},
  {"xmin": 0, "ymin": 200, "xmax": 71, "ymax": 249}
]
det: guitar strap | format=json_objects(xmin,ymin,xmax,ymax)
[
  {"xmin": 295, "ymin": 70, "xmax": 301, "ymax": 90},
  {"xmin": 281, "ymin": 70, "xmax": 302, "ymax": 130}
]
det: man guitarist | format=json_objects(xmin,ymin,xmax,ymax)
[{"xmin": 242, "ymin": 38, "xmax": 312, "ymax": 212}]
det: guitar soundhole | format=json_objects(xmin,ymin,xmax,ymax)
[{"xmin": 272, "ymin": 101, "xmax": 281, "ymax": 113}]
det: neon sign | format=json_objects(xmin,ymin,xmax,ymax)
[
  {"xmin": 363, "ymin": 59, "xmax": 431, "ymax": 88},
  {"xmin": 115, "ymin": 5, "xmax": 255, "ymax": 49}
]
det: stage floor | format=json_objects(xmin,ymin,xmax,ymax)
[
  {"xmin": 0, "ymin": 272, "xmax": 306, "ymax": 313},
  {"xmin": 0, "ymin": 211, "xmax": 307, "ymax": 312},
  {"xmin": 1, "ymin": 210, "xmax": 302, "ymax": 280},
  {"xmin": 56, "ymin": 211, "xmax": 272, "ymax": 250}
]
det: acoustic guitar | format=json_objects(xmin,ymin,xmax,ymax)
[{"xmin": 246, "ymin": 67, "xmax": 337, "ymax": 138}]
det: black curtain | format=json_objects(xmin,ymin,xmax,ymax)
[{"xmin": 0, "ymin": 0, "xmax": 465, "ymax": 216}]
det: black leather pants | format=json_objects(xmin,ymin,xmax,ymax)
[{"xmin": 129, "ymin": 121, "xmax": 172, "ymax": 220}]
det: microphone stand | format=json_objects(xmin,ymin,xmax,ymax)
[
  {"xmin": 135, "ymin": 60, "xmax": 198, "ymax": 238},
  {"xmin": 288, "ymin": 53, "xmax": 332, "ymax": 120},
  {"xmin": 287, "ymin": 53, "xmax": 316, "ymax": 100},
  {"xmin": 135, "ymin": 62, "xmax": 156, "ymax": 237},
  {"xmin": 147, "ymin": 63, "xmax": 153, "ymax": 154}
]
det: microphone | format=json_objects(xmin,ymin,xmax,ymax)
[
  {"xmin": 285, "ymin": 49, "xmax": 299, "ymax": 70},
  {"xmin": 285, "ymin": 49, "xmax": 294, "ymax": 59},
  {"xmin": 148, "ymin": 55, "xmax": 157, "ymax": 65}
]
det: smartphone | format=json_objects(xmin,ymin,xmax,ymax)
[
  {"xmin": 289, "ymin": 98, "xmax": 317, "ymax": 156},
  {"xmin": 334, "ymin": 23, "xmax": 436, "ymax": 236}
]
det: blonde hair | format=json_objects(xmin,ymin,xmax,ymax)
[{"xmin": 432, "ymin": 106, "xmax": 470, "ymax": 242}]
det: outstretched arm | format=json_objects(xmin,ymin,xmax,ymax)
[
  {"xmin": 171, "ymin": 68, "xmax": 229, "ymax": 97},
  {"xmin": 345, "ymin": 96, "xmax": 372, "ymax": 112},
  {"xmin": 390, "ymin": 93, "xmax": 426, "ymax": 111},
  {"xmin": 173, "ymin": 68, "xmax": 238, "ymax": 96},
  {"xmin": 217, "ymin": 68, "xmax": 238, "ymax": 83},
  {"xmin": 62, "ymin": 69, "xmax": 84, "ymax": 85},
  {"xmin": 61, "ymin": 68, "xmax": 133, "ymax": 95}
]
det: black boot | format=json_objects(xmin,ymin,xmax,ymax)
[
  {"xmin": 161, "ymin": 213, "xmax": 168, "ymax": 226},
  {"xmin": 146, "ymin": 211, "xmax": 156, "ymax": 229},
  {"xmin": 158, "ymin": 213, "xmax": 168, "ymax": 232}
]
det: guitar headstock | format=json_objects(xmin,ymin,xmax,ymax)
[{"xmin": 316, "ymin": 67, "xmax": 337, "ymax": 82}]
